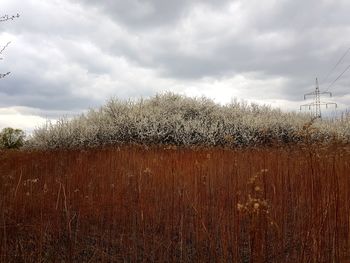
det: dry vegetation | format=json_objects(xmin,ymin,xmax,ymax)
[{"xmin": 1, "ymin": 145, "xmax": 350, "ymax": 262}]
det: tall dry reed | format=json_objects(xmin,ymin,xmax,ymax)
[{"xmin": 1, "ymin": 145, "xmax": 350, "ymax": 262}]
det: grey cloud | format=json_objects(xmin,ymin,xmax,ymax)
[
  {"xmin": 0, "ymin": 75, "xmax": 98, "ymax": 111},
  {"xmin": 252, "ymin": 0, "xmax": 350, "ymax": 31},
  {"xmin": 1, "ymin": 0, "xmax": 350, "ymax": 126},
  {"xmin": 78, "ymin": 0, "xmax": 231, "ymax": 29},
  {"xmin": 131, "ymin": 0, "xmax": 350, "ymax": 101},
  {"xmin": 79, "ymin": 0, "xmax": 349, "ymax": 84}
]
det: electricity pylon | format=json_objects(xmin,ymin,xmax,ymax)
[{"xmin": 300, "ymin": 78, "xmax": 337, "ymax": 119}]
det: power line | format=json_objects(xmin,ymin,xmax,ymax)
[
  {"xmin": 321, "ymin": 47, "xmax": 350, "ymax": 85},
  {"xmin": 325, "ymin": 63, "xmax": 350, "ymax": 93}
]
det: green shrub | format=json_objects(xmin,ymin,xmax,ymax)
[{"xmin": 0, "ymin": 127, "xmax": 25, "ymax": 149}]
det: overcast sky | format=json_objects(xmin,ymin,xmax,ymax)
[{"xmin": 1, "ymin": 0, "xmax": 350, "ymax": 133}]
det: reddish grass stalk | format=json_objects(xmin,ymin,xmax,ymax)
[{"xmin": 0, "ymin": 145, "xmax": 350, "ymax": 262}]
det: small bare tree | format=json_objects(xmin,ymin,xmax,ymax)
[{"xmin": 0, "ymin": 13, "xmax": 19, "ymax": 79}]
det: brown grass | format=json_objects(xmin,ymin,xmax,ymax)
[{"xmin": 1, "ymin": 145, "xmax": 350, "ymax": 262}]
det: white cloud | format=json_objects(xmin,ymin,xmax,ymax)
[
  {"xmin": 0, "ymin": 107, "xmax": 51, "ymax": 133},
  {"xmin": 179, "ymin": 74, "xmax": 288, "ymax": 104}
]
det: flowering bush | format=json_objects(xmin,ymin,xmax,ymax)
[{"xmin": 26, "ymin": 93, "xmax": 350, "ymax": 149}]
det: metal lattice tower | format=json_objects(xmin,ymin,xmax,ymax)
[{"xmin": 300, "ymin": 78, "xmax": 337, "ymax": 119}]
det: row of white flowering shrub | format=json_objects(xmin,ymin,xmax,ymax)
[{"xmin": 26, "ymin": 93, "xmax": 350, "ymax": 149}]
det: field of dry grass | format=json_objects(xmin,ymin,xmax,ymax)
[{"xmin": 1, "ymin": 144, "xmax": 350, "ymax": 262}]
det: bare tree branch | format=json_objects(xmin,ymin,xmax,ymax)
[
  {"xmin": 0, "ymin": 14, "xmax": 20, "ymax": 22},
  {"xmin": 0, "ymin": 41, "xmax": 11, "ymax": 56},
  {"xmin": 0, "ymin": 42, "xmax": 11, "ymax": 77},
  {"xmin": 0, "ymin": 72, "xmax": 10, "ymax": 79},
  {"xmin": 0, "ymin": 13, "xmax": 19, "ymax": 79}
]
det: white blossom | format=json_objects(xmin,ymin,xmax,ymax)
[{"xmin": 25, "ymin": 93, "xmax": 350, "ymax": 149}]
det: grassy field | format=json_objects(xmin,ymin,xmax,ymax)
[{"xmin": 1, "ymin": 144, "xmax": 350, "ymax": 262}]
